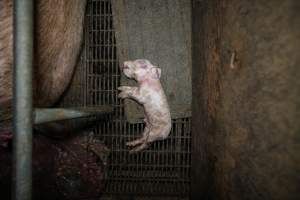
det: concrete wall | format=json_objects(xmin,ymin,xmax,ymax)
[{"xmin": 192, "ymin": 0, "xmax": 300, "ymax": 199}]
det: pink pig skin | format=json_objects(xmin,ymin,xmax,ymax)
[{"xmin": 118, "ymin": 59, "xmax": 171, "ymax": 153}]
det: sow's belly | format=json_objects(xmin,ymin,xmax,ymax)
[{"xmin": 0, "ymin": 0, "xmax": 87, "ymax": 126}]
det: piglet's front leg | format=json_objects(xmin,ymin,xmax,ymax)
[{"xmin": 117, "ymin": 86, "xmax": 143, "ymax": 104}]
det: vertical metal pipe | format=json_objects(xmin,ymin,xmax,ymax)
[{"xmin": 12, "ymin": 0, "xmax": 33, "ymax": 200}]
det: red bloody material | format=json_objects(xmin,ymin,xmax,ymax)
[{"xmin": 0, "ymin": 133, "xmax": 109, "ymax": 200}]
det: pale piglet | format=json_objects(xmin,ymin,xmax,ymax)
[{"xmin": 118, "ymin": 59, "xmax": 171, "ymax": 152}]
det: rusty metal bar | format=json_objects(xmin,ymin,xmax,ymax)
[
  {"xmin": 12, "ymin": 0, "xmax": 34, "ymax": 199},
  {"xmin": 34, "ymin": 106, "xmax": 114, "ymax": 124}
]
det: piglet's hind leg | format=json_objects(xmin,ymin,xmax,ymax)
[
  {"xmin": 129, "ymin": 142, "xmax": 149, "ymax": 153},
  {"xmin": 126, "ymin": 126, "xmax": 149, "ymax": 147},
  {"xmin": 126, "ymin": 137, "xmax": 145, "ymax": 147}
]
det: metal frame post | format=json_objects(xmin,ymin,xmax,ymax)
[{"xmin": 12, "ymin": 0, "xmax": 34, "ymax": 200}]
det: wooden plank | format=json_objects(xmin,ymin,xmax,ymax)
[{"xmin": 191, "ymin": 0, "xmax": 220, "ymax": 199}]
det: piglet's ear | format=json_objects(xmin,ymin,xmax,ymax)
[{"xmin": 151, "ymin": 67, "xmax": 161, "ymax": 79}]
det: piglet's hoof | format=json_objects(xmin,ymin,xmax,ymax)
[{"xmin": 126, "ymin": 137, "xmax": 149, "ymax": 153}]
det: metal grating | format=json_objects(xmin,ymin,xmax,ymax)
[{"xmin": 63, "ymin": 0, "xmax": 191, "ymax": 197}]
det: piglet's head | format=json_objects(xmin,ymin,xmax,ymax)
[{"xmin": 121, "ymin": 59, "xmax": 161, "ymax": 82}]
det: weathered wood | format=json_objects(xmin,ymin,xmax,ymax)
[
  {"xmin": 191, "ymin": 0, "xmax": 222, "ymax": 199},
  {"xmin": 192, "ymin": 0, "xmax": 300, "ymax": 199}
]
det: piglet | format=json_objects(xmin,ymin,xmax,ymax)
[{"xmin": 118, "ymin": 59, "xmax": 171, "ymax": 152}]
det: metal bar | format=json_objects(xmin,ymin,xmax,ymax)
[
  {"xmin": 12, "ymin": 0, "xmax": 34, "ymax": 200},
  {"xmin": 34, "ymin": 106, "xmax": 114, "ymax": 124}
]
